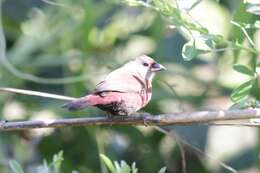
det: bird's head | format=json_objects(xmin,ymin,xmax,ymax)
[{"xmin": 128, "ymin": 55, "xmax": 166, "ymax": 82}]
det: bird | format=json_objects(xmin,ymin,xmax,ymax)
[{"xmin": 63, "ymin": 55, "xmax": 166, "ymax": 116}]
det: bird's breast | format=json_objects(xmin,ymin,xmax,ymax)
[
  {"xmin": 131, "ymin": 74, "xmax": 153, "ymax": 107},
  {"xmin": 139, "ymin": 86, "xmax": 152, "ymax": 107}
]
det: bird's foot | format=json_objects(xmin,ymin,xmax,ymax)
[
  {"xmin": 140, "ymin": 112, "xmax": 152, "ymax": 127},
  {"xmin": 112, "ymin": 114, "xmax": 128, "ymax": 120},
  {"xmin": 132, "ymin": 112, "xmax": 150, "ymax": 126},
  {"xmin": 106, "ymin": 113, "xmax": 128, "ymax": 121},
  {"xmin": 143, "ymin": 116, "xmax": 149, "ymax": 127},
  {"xmin": 105, "ymin": 113, "xmax": 114, "ymax": 126},
  {"xmin": 106, "ymin": 113, "xmax": 113, "ymax": 119}
]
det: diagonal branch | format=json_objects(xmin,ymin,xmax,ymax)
[
  {"xmin": 0, "ymin": 109, "xmax": 260, "ymax": 131},
  {"xmin": 0, "ymin": 87, "xmax": 77, "ymax": 101}
]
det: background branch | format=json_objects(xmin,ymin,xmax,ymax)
[
  {"xmin": 0, "ymin": 109, "xmax": 259, "ymax": 131},
  {"xmin": 0, "ymin": 87, "xmax": 77, "ymax": 101}
]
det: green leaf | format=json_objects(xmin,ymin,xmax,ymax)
[
  {"xmin": 231, "ymin": 20, "xmax": 255, "ymax": 47},
  {"xmin": 53, "ymin": 151, "xmax": 63, "ymax": 173},
  {"xmin": 233, "ymin": 64, "xmax": 255, "ymax": 76},
  {"xmin": 37, "ymin": 160, "xmax": 49, "ymax": 173},
  {"xmin": 72, "ymin": 171, "xmax": 80, "ymax": 173},
  {"xmin": 9, "ymin": 160, "xmax": 24, "ymax": 173},
  {"xmin": 124, "ymin": 0, "xmax": 142, "ymax": 6},
  {"xmin": 231, "ymin": 79, "xmax": 254, "ymax": 102},
  {"xmin": 131, "ymin": 162, "xmax": 138, "ymax": 173},
  {"xmin": 254, "ymin": 20, "xmax": 260, "ymax": 28},
  {"xmin": 153, "ymin": 0, "xmax": 174, "ymax": 17},
  {"xmin": 200, "ymin": 34, "xmax": 216, "ymax": 48},
  {"xmin": 257, "ymin": 61, "xmax": 260, "ymax": 67},
  {"xmin": 205, "ymin": 38, "xmax": 215, "ymax": 48},
  {"xmin": 241, "ymin": 20, "xmax": 260, "ymax": 29},
  {"xmin": 229, "ymin": 97, "xmax": 256, "ymax": 110},
  {"xmin": 120, "ymin": 161, "xmax": 131, "ymax": 173},
  {"xmin": 114, "ymin": 161, "xmax": 121, "ymax": 173},
  {"xmin": 158, "ymin": 167, "xmax": 167, "ymax": 173},
  {"xmin": 100, "ymin": 154, "xmax": 116, "ymax": 173},
  {"xmin": 182, "ymin": 41, "xmax": 200, "ymax": 61}
]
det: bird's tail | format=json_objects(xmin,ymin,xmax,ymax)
[{"xmin": 62, "ymin": 97, "xmax": 89, "ymax": 111}]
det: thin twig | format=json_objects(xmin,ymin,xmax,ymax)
[
  {"xmin": 159, "ymin": 80, "xmax": 183, "ymax": 111},
  {"xmin": 203, "ymin": 122, "xmax": 260, "ymax": 127},
  {"xmin": 1, "ymin": 56, "xmax": 90, "ymax": 84},
  {"xmin": 231, "ymin": 20, "xmax": 256, "ymax": 48},
  {"xmin": 155, "ymin": 127, "xmax": 237, "ymax": 173},
  {"xmin": 41, "ymin": 0, "xmax": 68, "ymax": 8},
  {"xmin": 153, "ymin": 126, "xmax": 186, "ymax": 173},
  {"xmin": 0, "ymin": 87, "xmax": 77, "ymax": 101},
  {"xmin": 0, "ymin": 1, "xmax": 6, "ymax": 65}
]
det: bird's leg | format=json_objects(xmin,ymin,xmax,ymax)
[
  {"xmin": 129, "ymin": 112, "xmax": 149, "ymax": 126},
  {"xmin": 139, "ymin": 112, "xmax": 151, "ymax": 127},
  {"xmin": 106, "ymin": 112, "xmax": 113, "ymax": 119},
  {"xmin": 107, "ymin": 112, "xmax": 123, "ymax": 121},
  {"xmin": 105, "ymin": 113, "xmax": 114, "ymax": 127},
  {"xmin": 144, "ymin": 117, "xmax": 149, "ymax": 127},
  {"xmin": 111, "ymin": 114, "xmax": 126, "ymax": 120},
  {"xmin": 121, "ymin": 114, "xmax": 129, "ymax": 121},
  {"xmin": 142, "ymin": 116, "xmax": 149, "ymax": 127}
]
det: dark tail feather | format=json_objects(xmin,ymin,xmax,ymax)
[{"xmin": 62, "ymin": 98, "xmax": 88, "ymax": 111}]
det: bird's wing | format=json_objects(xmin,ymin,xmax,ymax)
[{"xmin": 94, "ymin": 67, "xmax": 144, "ymax": 93}]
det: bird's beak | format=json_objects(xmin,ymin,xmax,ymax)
[{"xmin": 151, "ymin": 63, "xmax": 167, "ymax": 72}]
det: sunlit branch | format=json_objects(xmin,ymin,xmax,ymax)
[
  {"xmin": 1, "ymin": 87, "xmax": 260, "ymax": 131},
  {"xmin": 0, "ymin": 109, "xmax": 259, "ymax": 131}
]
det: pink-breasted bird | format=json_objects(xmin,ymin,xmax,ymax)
[{"xmin": 63, "ymin": 55, "xmax": 166, "ymax": 116}]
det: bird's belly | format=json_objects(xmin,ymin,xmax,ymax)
[{"xmin": 97, "ymin": 92, "xmax": 143, "ymax": 116}]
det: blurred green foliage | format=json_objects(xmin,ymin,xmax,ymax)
[
  {"xmin": 100, "ymin": 153, "xmax": 166, "ymax": 173},
  {"xmin": 0, "ymin": 0, "xmax": 260, "ymax": 173},
  {"xmin": 9, "ymin": 151, "xmax": 79, "ymax": 173},
  {"xmin": 9, "ymin": 152, "xmax": 166, "ymax": 173}
]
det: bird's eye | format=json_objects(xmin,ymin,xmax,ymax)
[{"xmin": 143, "ymin": 62, "xmax": 149, "ymax": 67}]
